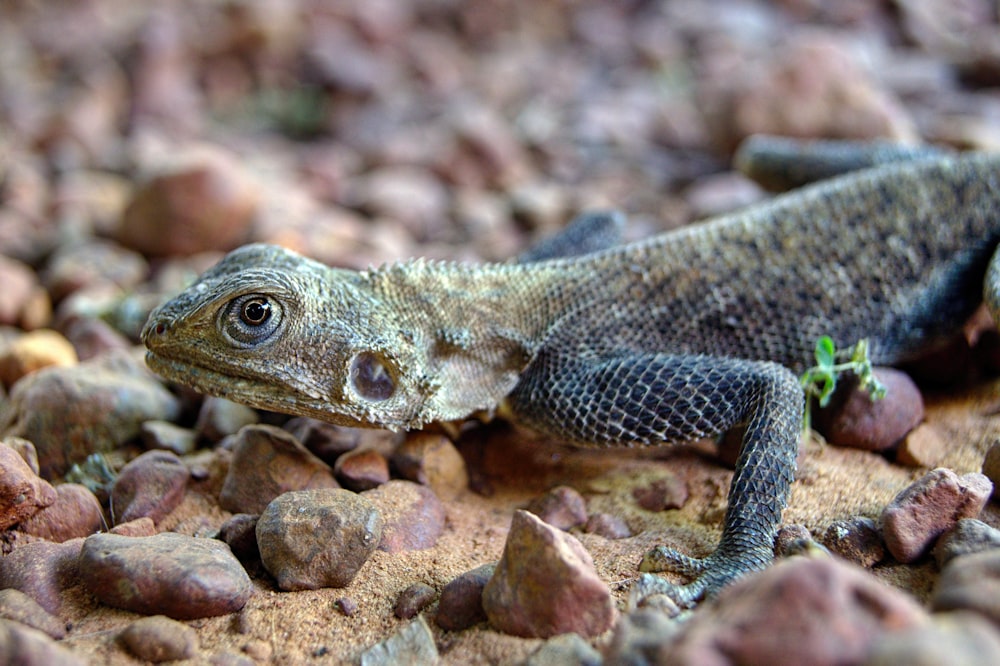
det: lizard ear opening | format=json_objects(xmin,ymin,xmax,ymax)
[{"xmin": 349, "ymin": 351, "xmax": 396, "ymax": 401}]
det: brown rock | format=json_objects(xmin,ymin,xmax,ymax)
[
  {"xmin": 0, "ymin": 619, "xmax": 85, "ymax": 666},
  {"xmin": 18, "ymin": 483, "xmax": 104, "ymax": 542},
  {"xmin": 394, "ymin": 582, "xmax": 436, "ymax": 620},
  {"xmin": 334, "ymin": 447, "xmax": 390, "ymax": 492},
  {"xmin": 79, "ymin": 532, "xmax": 252, "ymax": 619},
  {"xmin": 932, "ymin": 549, "xmax": 1000, "ymax": 624},
  {"xmin": 218, "ymin": 425, "xmax": 339, "ymax": 515},
  {"xmin": 821, "ymin": 516, "xmax": 885, "ymax": 568},
  {"xmin": 0, "ymin": 588, "xmax": 66, "ymax": 639},
  {"xmin": 584, "ymin": 512, "xmax": 632, "ymax": 540},
  {"xmin": 0, "ymin": 539, "xmax": 82, "ymax": 614},
  {"xmin": 820, "ymin": 368, "xmax": 924, "ymax": 452},
  {"xmin": 117, "ymin": 147, "xmax": 259, "ymax": 256},
  {"xmin": 0, "ymin": 255, "xmax": 51, "ymax": 331},
  {"xmin": 864, "ymin": 611, "xmax": 1000, "ymax": 666},
  {"xmin": 525, "ymin": 485, "xmax": 588, "ymax": 531},
  {"xmin": 283, "ymin": 417, "xmax": 367, "ymax": 464},
  {"xmin": 256, "ymin": 488, "xmax": 382, "ymax": 590},
  {"xmin": 217, "ymin": 513, "xmax": 261, "ymax": 567},
  {"xmin": 933, "ymin": 519, "xmax": 1000, "ymax": 568},
  {"xmin": 632, "ymin": 473, "xmax": 689, "ymax": 511},
  {"xmin": 436, "ymin": 563, "xmax": 495, "ymax": 631},
  {"xmin": 0, "ymin": 442, "xmax": 57, "ymax": 530},
  {"xmin": 663, "ymin": 557, "xmax": 928, "ymax": 665},
  {"xmin": 111, "ymin": 450, "xmax": 189, "ymax": 525},
  {"xmin": 880, "ymin": 468, "xmax": 993, "ymax": 563},
  {"xmin": 119, "ymin": 615, "xmax": 198, "ymax": 662},
  {"xmin": 896, "ymin": 423, "xmax": 948, "ymax": 467},
  {"xmin": 109, "ymin": 517, "xmax": 157, "ymax": 537},
  {"xmin": 363, "ymin": 480, "xmax": 446, "ymax": 553},
  {"xmin": 3, "ymin": 436, "xmax": 40, "ymax": 475},
  {"xmin": 60, "ymin": 316, "xmax": 132, "ymax": 362},
  {"xmin": 41, "ymin": 240, "xmax": 148, "ymax": 302},
  {"xmin": 355, "ymin": 166, "xmax": 450, "ymax": 240},
  {"xmin": 483, "ymin": 510, "xmax": 617, "ymax": 638},
  {"xmin": 984, "ymin": 440, "xmax": 1000, "ymax": 497},
  {"xmin": 391, "ymin": 432, "xmax": 468, "ymax": 500},
  {"xmin": 0, "ymin": 330, "xmax": 78, "ymax": 389},
  {"xmin": 774, "ymin": 524, "xmax": 816, "ymax": 558}
]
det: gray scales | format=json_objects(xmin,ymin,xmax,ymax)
[{"xmin": 142, "ymin": 140, "xmax": 1000, "ymax": 606}]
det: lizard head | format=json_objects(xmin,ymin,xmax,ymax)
[{"xmin": 142, "ymin": 243, "xmax": 436, "ymax": 430}]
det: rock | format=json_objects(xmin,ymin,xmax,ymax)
[
  {"xmin": 525, "ymin": 485, "xmax": 588, "ymax": 531},
  {"xmin": 0, "ymin": 255, "xmax": 51, "ymax": 331},
  {"xmin": 933, "ymin": 519, "xmax": 1000, "ymax": 568},
  {"xmin": 0, "ymin": 589, "xmax": 66, "ymax": 639},
  {"xmin": 896, "ymin": 423, "xmax": 948, "ymax": 467},
  {"xmin": 774, "ymin": 524, "xmax": 816, "ymax": 557},
  {"xmin": 117, "ymin": 146, "xmax": 259, "ymax": 256},
  {"xmin": 195, "ymin": 397, "xmax": 259, "ymax": 443},
  {"xmin": 984, "ymin": 440, "xmax": 1000, "ymax": 497},
  {"xmin": 110, "ymin": 450, "xmax": 190, "ymax": 525},
  {"xmin": 932, "ymin": 549, "xmax": 1000, "ymax": 624},
  {"xmin": 217, "ymin": 513, "xmax": 261, "ymax": 568},
  {"xmin": 41, "ymin": 240, "xmax": 148, "ymax": 302},
  {"xmin": 483, "ymin": 510, "xmax": 617, "ymax": 638},
  {"xmin": 218, "ymin": 425, "xmax": 339, "ymax": 515},
  {"xmin": 0, "ymin": 330, "xmax": 78, "ymax": 389},
  {"xmin": 632, "ymin": 473, "xmax": 689, "ymax": 511},
  {"xmin": 605, "ymin": 607, "xmax": 682, "ymax": 665},
  {"xmin": 664, "ymin": 557, "xmax": 928, "ymax": 665},
  {"xmin": 394, "ymin": 582, "xmax": 436, "ymax": 620},
  {"xmin": 880, "ymin": 468, "xmax": 993, "ymax": 563},
  {"xmin": 864, "ymin": 610, "xmax": 1000, "ymax": 666},
  {"xmin": 0, "ymin": 619, "xmax": 85, "ymax": 666},
  {"xmin": 355, "ymin": 166, "xmax": 450, "ymax": 240},
  {"xmin": 391, "ymin": 432, "xmax": 468, "ymax": 501},
  {"xmin": 584, "ymin": 512, "xmax": 632, "ymax": 539},
  {"xmin": 436, "ymin": 563, "xmax": 495, "ymax": 631},
  {"xmin": 335, "ymin": 597, "xmax": 358, "ymax": 617},
  {"xmin": 283, "ymin": 417, "xmax": 367, "ymax": 464},
  {"xmin": 119, "ymin": 615, "xmax": 198, "ymax": 662},
  {"xmin": 526, "ymin": 632, "xmax": 602, "ymax": 666},
  {"xmin": 358, "ymin": 615, "xmax": 439, "ymax": 666},
  {"xmin": 819, "ymin": 368, "xmax": 924, "ymax": 452},
  {"xmin": 60, "ymin": 316, "xmax": 132, "ymax": 361},
  {"xmin": 140, "ymin": 420, "xmax": 198, "ymax": 456},
  {"xmin": 18, "ymin": 483, "xmax": 104, "ymax": 542},
  {"xmin": 79, "ymin": 532, "xmax": 252, "ymax": 619},
  {"xmin": 0, "ymin": 351, "xmax": 181, "ymax": 478},
  {"xmin": 0, "ymin": 539, "xmax": 82, "ymax": 614},
  {"xmin": 821, "ymin": 516, "xmax": 885, "ymax": 568},
  {"xmin": 0, "ymin": 442, "xmax": 57, "ymax": 530},
  {"xmin": 3, "ymin": 436, "xmax": 40, "ymax": 475},
  {"xmin": 109, "ymin": 517, "xmax": 157, "ymax": 537},
  {"xmin": 256, "ymin": 488, "xmax": 382, "ymax": 590},
  {"xmin": 362, "ymin": 480, "xmax": 445, "ymax": 553},
  {"xmin": 334, "ymin": 447, "xmax": 390, "ymax": 492}
]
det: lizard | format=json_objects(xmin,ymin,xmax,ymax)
[{"xmin": 141, "ymin": 140, "xmax": 1000, "ymax": 607}]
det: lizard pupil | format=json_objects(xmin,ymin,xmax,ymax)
[
  {"xmin": 350, "ymin": 352, "xmax": 395, "ymax": 401},
  {"xmin": 241, "ymin": 299, "xmax": 271, "ymax": 326}
]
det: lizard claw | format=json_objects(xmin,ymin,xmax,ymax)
[{"xmin": 632, "ymin": 544, "xmax": 773, "ymax": 609}]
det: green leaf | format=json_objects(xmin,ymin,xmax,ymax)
[{"xmin": 814, "ymin": 335, "xmax": 836, "ymax": 368}]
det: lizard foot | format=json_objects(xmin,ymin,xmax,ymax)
[{"xmin": 633, "ymin": 544, "xmax": 773, "ymax": 609}]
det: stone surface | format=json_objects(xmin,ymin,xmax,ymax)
[
  {"xmin": 218, "ymin": 425, "xmax": 339, "ymax": 515},
  {"xmin": 881, "ymin": 468, "xmax": 993, "ymax": 563},
  {"xmin": 436, "ymin": 563, "xmax": 496, "ymax": 631},
  {"xmin": 18, "ymin": 483, "xmax": 104, "ymax": 542},
  {"xmin": 140, "ymin": 420, "xmax": 197, "ymax": 455},
  {"xmin": 0, "ymin": 539, "xmax": 82, "ymax": 614},
  {"xmin": 584, "ymin": 512, "xmax": 632, "ymax": 539},
  {"xmin": 334, "ymin": 447, "xmax": 390, "ymax": 492},
  {"xmin": 391, "ymin": 432, "xmax": 468, "ymax": 500},
  {"xmin": 79, "ymin": 532, "xmax": 252, "ymax": 619},
  {"xmin": 605, "ymin": 607, "xmax": 682, "ymax": 666},
  {"xmin": 394, "ymin": 582, "xmax": 436, "ymax": 620},
  {"xmin": 362, "ymin": 480, "xmax": 445, "ymax": 553},
  {"xmin": 119, "ymin": 615, "xmax": 199, "ymax": 662},
  {"xmin": 358, "ymin": 615, "xmax": 439, "ymax": 666},
  {"xmin": 0, "ymin": 329, "xmax": 77, "ymax": 389},
  {"xmin": 282, "ymin": 417, "xmax": 367, "ymax": 465},
  {"xmin": 0, "ymin": 588, "xmax": 66, "ymax": 639},
  {"xmin": 821, "ymin": 516, "xmax": 885, "ymax": 568},
  {"xmin": 896, "ymin": 423, "xmax": 948, "ymax": 468},
  {"xmin": 194, "ymin": 397, "xmax": 259, "ymax": 443},
  {"xmin": 632, "ymin": 473, "xmax": 689, "ymax": 511},
  {"xmin": 863, "ymin": 611, "xmax": 1000, "ymax": 666},
  {"xmin": 932, "ymin": 549, "xmax": 1000, "ymax": 624},
  {"xmin": 0, "ymin": 255, "xmax": 51, "ymax": 331},
  {"xmin": 483, "ymin": 510, "xmax": 616, "ymax": 638},
  {"xmin": 256, "ymin": 488, "xmax": 382, "ymax": 590},
  {"xmin": 526, "ymin": 632, "xmax": 602, "ymax": 666},
  {"xmin": 820, "ymin": 368, "xmax": 925, "ymax": 452},
  {"xmin": 0, "ymin": 619, "xmax": 84, "ymax": 666},
  {"xmin": 984, "ymin": 440, "xmax": 1000, "ymax": 497},
  {"xmin": 217, "ymin": 513, "xmax": 261, "ymax": 568},
  {"xmin": 0, "ymin": 442, "xmax": 57, "ymax": 530},
  {"xmin": 110, "ymin": 450, "xmax": 189, "ymax": 525},
  {"xmin": 41, "ymin": 240, "xmax": 148, "ymax": 302},
  {"xmin": 525, "ymin": 485, "xmax": 588, "ymax": 531},
  {"xmin": 933, "ymin": 518, "xmax": 1000, "ymax": 568}
]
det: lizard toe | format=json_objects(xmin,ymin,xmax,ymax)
[{"xmin": 634, "ymin": 544, "xmax": 774, "ymax": 608}]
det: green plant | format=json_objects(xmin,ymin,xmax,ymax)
[{"xmin": 799, "ymin": 336, "xmax": 886, "ymax": 432}]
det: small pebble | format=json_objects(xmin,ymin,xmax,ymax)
[
  {"xmin": 335, "ymin": 597, "xmax": 358, "ymax": 617},
  {"xmin": 0, "ymin": 441, "xmax": 57, "ymax": 530},
  {"xmin": 256, "ymin": 488, "xmax": 382, "ymax": 590},
  {"xmin": 362, "ymin": 480, "xmax": 445, "ymax": 553},
  {"xmin": 933, "ymin": 518, "xmax": 1000, "ymax": 568},
  {"xmin": 195, "ymin": 397, "xmax": 259, "ymax": 443},
  {"xmin": 819, "ymin": 368, "xmax": 924, "ymax": 452},
  {"xmin": 110, "ymin": 450, "xmax": 190, "ymax": 525},
  {"xmin": 821, "ymin": 516, "xmax": 885, "ymax": 568},
  {"xmin": 895, "ymin": 423, "xmax": 947, "ymax": 468},
  {"xmin": 18, "ymin": 483, "xmax": 104, "ymax": 542},
  {"xmin": 394, "ymin": 582, "xmax": 436, "ymax": 620},
  {"xmin": 0, "ymin": 588, "xmax": 67, "ymax": 639},
  {"xmin": 334, "ymin": 447, "xmax": 390, "ymax": 492},
  {"xmin": 0, "ymin": 329, "xmax": 78, "ymax": 389},
  {"xmin": 0, "ymin": 539, "xmax": 82, "ymax": 614},
  {"xmin": 880, "ymin": 468, "xmax": 993, "ymax": 563},
  {"xmin": 41, "ymin": 240, "xmax": 148, "ymax": 302},
  {"xmin": 584, "ymin": 512, "xmax": 632, "ymax": 539},
  {"xmin": 0, "ymin": 619, "xmax": 84, "ymax": 666},
  {"xmin": 483, "ymin": 510, "xmax": 617, "ymax": 638},
  {"xmin": 391, "ymin": 432, "xmax": 468, "ymax": 500},
  {"xmin": 932, "ymin": 549, "xmax": 1000, "ymax": 624},
  {"xmin": 119, "ymin": 615, "xmax": 199, "ymax": 662},
  {"xmin": 140, "ymin": 420, "xmax": 198, "ymax": 456},
  {"xmin": 218, "ymin": 425, "xmax": 339, "ymax": 515},
  {"xmin": 79, "ymin": 532, "xmax": 252, "ymax": 619},
  {"xmin": 525, "ymin": 485, "xmax": 588, "ymax": 531},
  {"xmin": 358, "ymin": 615, "xmax": 439, "ymax": 666},
  {"xmin": 436, "ymin": 563, "xmax": 495, "ymax": 631},
  {"xmin": 632, "ymin": 473, "xmax": 688, "ymax": 511}
]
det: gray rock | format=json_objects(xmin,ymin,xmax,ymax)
[
  {"xmin": 932, "ymin": 549, "xmax": 1000, "ymax": 624},
  {"xmin": 119, "ymin": 615, "xmax": 199, "ymax": 662},
  {"xmin": 140, "ymin": 420, "xmax": 198, "ymax": 456},
  {"xmin": 933, "ymin": 519, "xmax": 1000, "ymax": 568},
  {"xmin": 359, "ymin": 615, "xmax": 438, "ymax": 666},
  {"xmin": 436, "ymin": 563, "xmax": 495, "ymax": 631},
  {"xmin": 195, "ymin": 397, "xmax": 259, "ymax": 443},
  {"xmin": 526, "ymin": 632, "xmax": 602, "ymax": 666},
  {"xmin": 864, "ymin": 611, "xmax": 1000, "ymax": 666}
]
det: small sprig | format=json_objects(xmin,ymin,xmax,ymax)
[{"xmin": 800, "ymin": 336, "xmax": 887, "ymax": 432}]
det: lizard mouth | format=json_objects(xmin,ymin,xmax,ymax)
[{"xmin": 144, "ymin": 351, "xmax": 278, "ymax": 408}]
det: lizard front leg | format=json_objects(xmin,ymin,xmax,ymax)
[{"xmin": 508, "ymin": 351, "xmax": 802, "ymax": 607}]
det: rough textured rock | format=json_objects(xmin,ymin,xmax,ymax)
[
  {"xmin": 218, "ymin": 425, "xmax": 339, "ymax": 515},
  {"xmin": 334, "ymin": 447, "xmax": 390, "ymax": 492},
  {"xmin": 820, "ymin": 368, "xmax": 924, "ymax": 452},
  {"xmin": 256, "ymin": 488, "xmax": 382, "ymax": 590},
  {"xmin": 863, "ymin": 611, "xmax": 1000, "ymax": 666},
  {"xmin": 362, "ymin": 480, "xmax": 445, "ymax": 553},
  {"xmin": 880, "ymin": 468, "xmax": 993, "ymax": 563},
  {"xmin": 79, "ymin": 532, "xmax": 252, "ymax": 619},
  {"xmin": 663, "ymin": 556, "xmax": 928, "ymax": 665},
  {"xmin": 358, "ymin": 615, "xmax": 438, "ymax": 666},
  {"xmin": 119, "ymin": 615, "xmax": 199, "ymax": 662},
  {"xmin": 394, "ymin": 582, "xmax": 436, "ymax": 620},
  {"xmin": 0, "ymin": 329, "xmax": 77, "ymax": 389},
  {"xmin": 0, "ymin": 539, "xmax": 82, "ymax": 614},
  {"xmin": 0, "ymin": 442, "xmax": 57, "ymax": 530},
  {"xmin": 525, "ymin": 485, "xmax": 588, "ymax": 531},
  {"xmin": 0, "ymin": 619, "xmax": 85, "ymax": 666},
  {"xmin": 933, "ymin": 518, "xmax": 1000, "ymax": 568},
  {"xmin": 584, "ymin": 512, "xmax": 632, "ymax": 539},
  {"xmin": 0, "ymin": 351, "xmax": 181, "ymax": 477},
  {"xmin": 821, "ymin": 516, "xmax": 885, "ymax": 568},
  {"xmin": 4, "ymin": 436, "xmax": 40, "ymax": 475},
  {"xmin": 18, "ymin": 483, "xmax": 104, "ymax": 542},
  {"xmin": 391, "ymin": 432, "xmax": 469, "ymax": 500},
  {"xmin": 932, "ymin": 549, "xmax": 1000, "ymax": 624},
  {"xmin": 110, "ymin": 450, "xmax": 189, "ymax": 525},
  {"xmin": 0, "ymin": 588, "xmax": 66, "ymax": 639},
  {"xmin": 483, "ymin": 510, "xmax": 616, "ymax": 638},
  {"xmin": 436, "ymin": 563, "xmax": 496, "ymax": 631}
]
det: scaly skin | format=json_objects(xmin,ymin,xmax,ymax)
[{"xmin": 143, "ymin": 150, "xmax": 1000, "ymax": 607}]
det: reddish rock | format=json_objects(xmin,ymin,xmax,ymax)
[
  {"xmin": 218, "ymin": 425, "xmax": 339, "ymax": 515},
  {"xmin": 0, "ymin": 539, "xmax": 83, "ymax": 614},
  {"xmin": 0, "ymin": 255, "xmax": 51, "ymax": 331},
  {"xmin": 111, "ymin": 450, "xmax": 190, "ymax": 525},
  {"xmin": 60, "ymin": 316, "xmax": 132, "ymax": 361},
  {"xmin": 482, "ymin": 510, "xmax": 616, "ymax": 638},
  {"xmin": 774, "ymin": 524, "xmax": 815, "ymax": 557},
  {"xmin": 119, "ymin": 615, "xmax": 198, "ymax": 662},
  {"xmin": 334, "ymin": 447, "xmax": 390, "ymax": 492},
  {"xmin": 394, "ymin": 582, "xmax": 436, "ymax": 620},
  {"xmin": 0, "ymin": 619, "xmax": 84, "ymax": 666},
  {"xmin": 820, "ymin": 368, "xmax": 924, "ymax": 452},
  {"xmin": 436, "ymin": 563, "xmax": 496, "ymax": 631},
  {"xmin": 194, "ymin": 397, "xmax": 259, "ymax": 443},
  {"xmin": 880, "ymin": 468, "xmax": 993, "ymax": 563},
  {"xmin": 896, "ymin": 424, "xmax": 948, "ymax": 467},
  {"xmin": 391, "ymin": 432, "xmax": 468, "ymax": 501},
  {"xmin": 632, "ymin": 474, "xmax": 689, "ymax": 511},
  {"xmin": 217, "ymin": 513, "xmax": 261, "ymax": 567},
  {"xmin": 821, "ymin": 516, "xmax": 885, "ymax": 568},
  {"xmin": 362, "ymin": 480, "xmax": 445, "ymax": 553},
  {"xmin": 525, "ymin": 485, "xmax": 588, "ymax": 531},
  {"xmin": 18, "ymin": 483, "xmax": 104, "ymax": 542},
  {"xmin": 109, "ymin": 517, "xmax": 157, "ymax": 537},
  {"xmin": 0, "ymin": 442, "xmax": 57, "ymax": 530},
  {"xmin": 283, "ymin": 417, "xmax": 368, "ymax": 464},
  {"xmin": 0, "ymin": 588, "xmax": 66, "ymax": 639},
  {"xmin": 584, "ymin": 512, "xmax": 632, "ymax": 540}
]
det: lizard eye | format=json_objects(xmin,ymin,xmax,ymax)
[
  {"xmin": 220, "ymin": 294, "xmax": 284, "ymax": 347},
  {"xmin": 350, "ymin": 352, "xmax": 395, "ymax": 401}
]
